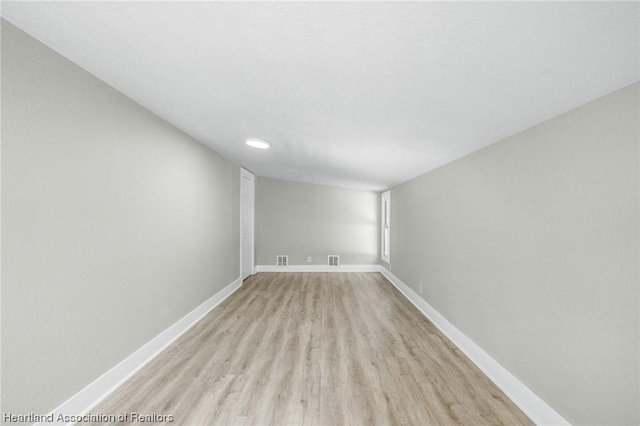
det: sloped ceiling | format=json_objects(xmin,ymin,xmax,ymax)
[{"xmin": 2, "ymin": 1, "xmax": 638, "ymax": 190}]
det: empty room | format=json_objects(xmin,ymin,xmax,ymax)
[{"xmin": 1, "ymin": 2, "xmax": 638, "ymax": 425}]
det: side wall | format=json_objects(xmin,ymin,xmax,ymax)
[
  {"xmin": 256, "ymin": 177, "xmax": 379, "ymax": 266},
  {"xmin": 1, "ymin": 21, "xmax": 240, "ymax": 415},
  {"xmin": 387, "ymin": 82, "xmax": 639, "ymax": 425}
]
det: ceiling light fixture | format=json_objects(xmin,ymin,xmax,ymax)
[{"xmin": 245, "ymin": 138, "xmax": 271, "ymax": 149}]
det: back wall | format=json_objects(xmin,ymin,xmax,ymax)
[{"xmin": 256, "ymin": 177, "xmax": 379, "ymax": 266}]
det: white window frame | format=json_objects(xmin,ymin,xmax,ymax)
[{"xmin": 381, "ymin": 191, "xmax": 391, "ymax": 263}]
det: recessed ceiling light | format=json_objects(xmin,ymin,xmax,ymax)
[{"xmin": 246, "ymin": 138, "xmax": 271, "ymax": 149}]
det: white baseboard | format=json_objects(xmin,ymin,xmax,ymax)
[
  {"xmin": 40, "ymin": 268, "xmax": 568, "ymax": 426},
  {"xmin": 39, "ymin": 276, "xmax": 243, "ymax": 426},
  {"xmin": 255, "ymin": 264, "xmax": 380, "ymax": 272},
  {"xmin": 379, "ymin": 267, "xmax": 570, "ymax": 426}
]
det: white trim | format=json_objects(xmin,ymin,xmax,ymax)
[
  {"xmin": 381, "ymin": 191, "xmax": 391, "ymax": 264},
  {"xmin": 256, "ymin": 264, "xmax": 380, "ymax": 272},
  {"xmin": 38, "ymin": 277, "xmax": 243, "ymax": 426},
  {"xmin": 40, "ymin": 267, "xmax": 569, "ymax": 426},
  {"xmin": 379, "ymin": 266, "xmax": 570, "ymax": 426},
  {"xmin": 240, "ymin": 168, "xmax": 255, "ymax": 279}
]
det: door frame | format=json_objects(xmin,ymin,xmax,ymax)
[{"xmin": 240, "ymin": 168, "xmax": 255, "ymax": 280}]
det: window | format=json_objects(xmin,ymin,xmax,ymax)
[{"xmin": 381, "ymin": 191, "xmax": 391, "ymax": 263}]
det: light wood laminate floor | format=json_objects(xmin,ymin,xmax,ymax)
[{"xmin": 83, "ymin": 272, "xmax": 533, "ymax": 425}]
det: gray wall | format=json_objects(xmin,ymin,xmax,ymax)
[
  {"xmin": 387, "ymin": 82, "xmax": 639, "ymax": 425},
  {"xmin": 1, "ymin": 20, "xmax": 240, "ymax": 416},
  {"xmin": 256, "ymin": 177, "xmax": 379, "ymax": 266}
]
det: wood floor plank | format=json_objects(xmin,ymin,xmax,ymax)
[{"xmin": 81, "ymin": 272, "xmax": 533, "ymax": 425}]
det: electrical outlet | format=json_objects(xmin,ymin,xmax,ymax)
[{"xmin": 307, "ymin": 256, "xmax": 312, "ymax": 263}]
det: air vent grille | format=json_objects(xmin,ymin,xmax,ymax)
[
  {"xmin": 277, "ymin": 255, "xmax": 288, "ymax": 267},
  {"xmin": 328, "ymin": 255, "xmax": 340, "ymax": 266}
]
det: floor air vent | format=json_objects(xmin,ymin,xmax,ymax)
[
  {"xmin": 277, "ymin": 255, "xmax": 289, "ymax": 267},
  {"xmin": 328, "ymin": 255, "xmax": 340, "ymax": 266}
]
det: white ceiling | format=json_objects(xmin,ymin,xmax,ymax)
[{"xmin": 2, "ymin": 1, "xmax": 639, "ymax": 191}]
